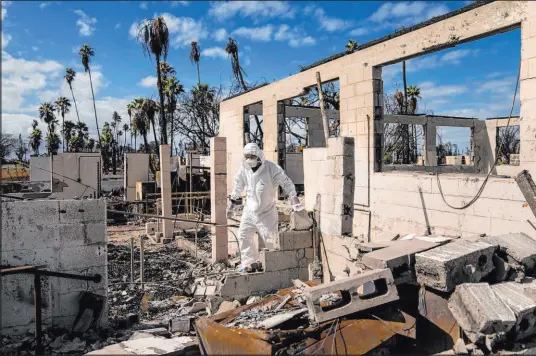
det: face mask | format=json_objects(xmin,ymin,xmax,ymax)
[{"xmin": 246, "ymin": 158, "xmax": 258, "ymax": 168}]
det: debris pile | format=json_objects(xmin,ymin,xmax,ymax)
[{"xmin": 194, "ymin": 232, "xmax": 536, "ymax": 355}]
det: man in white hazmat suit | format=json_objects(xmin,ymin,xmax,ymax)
[{"xmin": 228, "ymin": 143, "xmax": 302, "ymax": 272}]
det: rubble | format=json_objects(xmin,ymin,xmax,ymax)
[
  {"xmin": 415, "ymin": 240, "xmax": 497, "ymax": 292},
  {"xmin": 448, "ymin": 283, "xmax": 516, "ymax": 345}
]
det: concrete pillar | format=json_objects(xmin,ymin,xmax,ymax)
[
  {"xmin": 210, "ymin": 137, "xmax": 228, "ymax": 263},
  {"xmin": 520, "ymin": 4, "xmax": 536, "ymax": 173},
  {"xmin": 320, "ymin": 136, "xmax": 355, "ymax": 237},
  {"xmin": 423, "ymin": 124, "xmax": 437, "ymax": 166},
  {"xmin": 159, "ymin": 145, "xmax": 173, "ymax": 242}
]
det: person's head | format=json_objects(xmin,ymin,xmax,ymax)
[{"xmin": 243, "ymin": 143, "xmax": 265, "ymax": 169}]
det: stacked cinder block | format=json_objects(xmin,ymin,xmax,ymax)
[
  {"xmin": 219, "ymin": 230, "xmax": 313, "ymax": 299},
  {"xmin": 1, "ymin": 199, "xmax": 108, "ymax": 335},
  {"xmin": 210, "ymin": 137, "xmax": 228, "ymax": 263},
  {"xmin": 321, "ymin": 137, "xmax": 355, "ymax": 237}
]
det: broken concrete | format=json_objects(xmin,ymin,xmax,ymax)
[
  {"xmin": 491, "ymin": 281, "xmax": 536, "ymax": 341},
  {"xmin": 290, "ymin": 210, "xmax": 314, "ymax": 231},
  {"xmin": 85, "ymin": 335, "xmax": 197, "ymax": 355},
  {"xmin": 481, "ymin": 233, "xmax": 536, "ymax": 272},
  {"xmin": 362, "ymin": 239, "xmax": 440, "ymax": 284},
  {"xmin": 415, "ymin": 240, "xmax": 496, "ymax": 292},
  {"xmin": 448, "ymin": 283, "xmax": 516, "ymax": 343},
  {"xmin": 304, "ymin": 269, "xmax": 399, "ymax": 323}
]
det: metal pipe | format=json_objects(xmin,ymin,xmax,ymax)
[
  {"xmin": 189, "ymin": 151, "xmax": 193, "ymax": 216},
  {"xmin": 140, "ymin": 236, "xmax": 145, "ymax": 291},
  {"xmin": 107, "ymin": 209, "xmax": 239, "ymax": 227},
  {"xmin": 130, "ymin": 237, "xmax": 135, "ymax": 283},
  {"xmin": 34, "ymin": 273, "xmax": 43, "ymax": 355},
  {"xmin": 37, "ymin": 270, "xmax": 101, "ymax": 282}
]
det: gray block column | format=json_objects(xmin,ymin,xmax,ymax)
[
  {"xmin": 320, "ymin": 136, "xmax": 355, "ymax": 236},
  {"xmin": 211, "ymin": 137, "xmax": 228, "ymax": 263},
  {"xmin": 423, "ymin": 124, "xmax": 437, "ymax": 166},
  {"xmin": 159, "ymin": 145, "xmax": 173, "ymax": 242}
]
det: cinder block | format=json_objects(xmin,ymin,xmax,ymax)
[
  {"xmin": 448, "ymin": 283, "xmax": 516, "ymax": 343},
  {"xmin": 275, "ymin": 231, "xmax": 313, "ymax": 250},
  {"xmin": 304, "ymin": 269, "xmax": 399, "ymax": 323},
  {"xmin": 491, "ymin": 281, "xmax": 536, "ymax": 340},
  {"xmin": 211, "ymin": 137, "xmax": 227, "ymax": 151},
  {"xmin": 480, "ymin": 233, "xmax": 536, "ymax": 272},
  {"xmin": 219, "ymin": 274, "xmax": 249, "ymax": 298},
  {"xmin": 327, "ymin": 137, "xmax": 355, "ymax": 157},
  {"xmin": 59, "ymin": 199, "xmax": 105, "ymax": 223},
  {"xmin": 260, "ymin": 250, "xmax": 299, "ymax": 272},
  {"xmin": 362, "ymin": 239, "xmax": 440, "ymax": 283},
  {"xmin": 415, "ymin": 240, "xmax": 497, "ymax": 292}
]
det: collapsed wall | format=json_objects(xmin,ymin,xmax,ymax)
[{"xmin": 1, "ymin": 199, "xmax": 108, "ymax": 335}]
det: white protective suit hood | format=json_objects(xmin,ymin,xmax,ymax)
[{"xmin": 242, "ymin": 143, "xmax": 265, "ymax": 169}]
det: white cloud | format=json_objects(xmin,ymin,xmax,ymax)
[
  {"xmin": 477, "ymin": 76, "xmax": 517, "ymax": 94},
  {"xmin": 213, "ymin": 28, "xmax": 228, "ymax": 42},
  {"xmin": 114, "ymin": 22, "xmax": 121, "ymax": 30},
  {"xmin": 209, "ymin": 1, "xmax": 294, "ymax": 22},
  {"xmin": 349, "ymin": 27, "xmax": 368, "ymax": 36},
  {"xmin": 171, "ymin": 1, "xmax": 188, "ymax": 7},
  {"xmin": 274, "ymin": 25, "xmax": 315, "ymax": 47},
  {"xmin": 440, "ymin": 49, "xmax": 477, "ymax": 64},
  {"xmin": 315, "ymin": 8, "xmax": 352, "ymax": 32},
  {"xmin": 74, "ymin": 9, "xmax": 97, "ymax": 37},
  {"xmin": 139, "ymin": 2, "xmax": 148, "ymax": 9},
  {"xmin": 369, "ymin": 2, "xmax": 449, "ymax": 28},
  {"xmin": 201, "ymin": 47, "xmax": 228, "ymax": 59},
  {"xmin": 32, "ymin": 46, "xmax": 39, "ymax": 51},
  {"xmin": 244, "ymin": 56, "xmax": 251, "ymax": 67},
  {"xmin": 1, "ymin": 8, "xmax": 6, "ymax": 20},
  {"xmin": 39, "ymin": 2, "xmax": 50, "ymax": 9},
  {"xmin": 129, "ymin": 14, "xmax": 208, "ymax": 47},
  {"xmin": 419, "ymin": 81, "xmax": 468, "ymax": 98},
  {"xmin": 2, "ymin": 33, "xmax": 12, "ymax": 49},
  {"xmin": 138, "ymin": 76, "xmax": 158, "ymax": 88},
  {"xmin": 232, "ymin": 25, "xmax": 273, "ymax": 42}
]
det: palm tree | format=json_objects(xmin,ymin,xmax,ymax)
[
  {"xmin": 39, "ymin": 102, "xmax": 58, "ymax": 154},
  {"xmin": 163, "ymin": 76, "xmax": 184, "ymax": 155},
  {"xmin": 45, "ymin": 131, "xmax": 60, "ymax": 155},
  {"xmin": 55, "ymin": 96, "xmax": 71, "ymax": 152},
  {"xmin": 62, "ymin": 120, "xmax": 76, "ymax": 151},
  {"xmin": 87, "ymin": 138, "xmax": 95, "ymax": 152},
  {"xmin": 123, "ymin": 123, "xmax": 129, "ymax": 151},
  {"xmin": 225, "ymin": 37, "xmax": 248, "ymax": 91},
  {"xmin": 132, "ymin": 104, "xmax": 150, "ymax": 154},
  {"xmin": 29, "ymin": 120, "xmax": 42, "ymax": 156},
  {"xmin": 131, "ymin": 97, "xmax": 145, "ymax": 152},
  {"xmin": 141, "ymin": 98, "xmax": 159, "ymax": 150},
  {"xmin": 79, "ymin": 44, "xmax": 102, "ymax": 148},
  {"xmin": 64, "ymin": 68, "xmax": 81, "ymax": 123},
  {"xmin": 159, "ymin": 61, "xmax": 176, "ymax": 80},
  {"xmin": 135, "ymin": 16, "xmax": 170, "ymax": 145},
  {"xmin": 126, "ymin": 102, "xmax": 135, "ymax": 152},
  {"xmin": 189, "ymin": 41, "xmax": 201, "ymax": 85},
  {"xmin": 406, "ymin": 85, "xmax": 421, "ymax": 115},
  {"xmin": 345, "ymin": 39, "xmax": 358, "ymax": 53}
]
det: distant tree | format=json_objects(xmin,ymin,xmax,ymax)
[
  {"xmin": 87, "ymin": 138, "xmax": 96, "ymax": 152},
  {"xmin": 225, "ymin": 37, "xmax": 248, "ymax": 91},
  {"xmin": 189, "ymin": 41, "xmax": 201, "ymax": 85},
  {"xmin": 39, "ymin": 102, "xmax": 58, "ymax": 154},
  {"xmin": 55, "ymin": 96, "xmax": 71, "ymax": 152},
  {"xmin": 406, "ymin": 85, "xmax": 421, "ymax": 115},
  {"xmin": 64, "ymin": 68, "xmax": 81, "ymax": 123},
  {"xmin": 0, "ymin": 132, "xmax": 17, "ymax": 160},
  {"xmin": 79, "ymin": 44, "xmax": 102, "ymax": 148},
  {"xmin": 45, "ymin": 131, "xmax": 60, "ymax": 155},
  {"xmin": 345, "ymin": 39, "xmax": 358, "ymax": 53},
  {"xmin": 62, "ymin": 120, "xmax": 76, "ymax": 151},
  {"xmin": 29, "ymin": 120, "xmax": 43, "ymax": 156},
  {"xmin": 135, "ymin": 16, "xmax": 170, "ymax": 145}
]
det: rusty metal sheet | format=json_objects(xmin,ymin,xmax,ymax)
[
  {"xmin": 417, "ymin": 287, "xmax": 460, "ymax": 354},
  {"xmin": 195, "ymin": 282, "xmax": 417, "ymax": 355}
]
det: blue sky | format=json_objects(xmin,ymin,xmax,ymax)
[{"xmin": 1, "ymin": 1, "xmax": 521, "ymax": 151}]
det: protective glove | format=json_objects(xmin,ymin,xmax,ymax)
[
  {"xmin": 227, "ymin": 197, "xmax": 243, "ymax": 218},
  {"xmin": 291, "ymin": 196, "xmax": 303, "ymax": 212}
]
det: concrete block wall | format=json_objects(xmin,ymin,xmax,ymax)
[
  {"xmin": 303, "ymin": 147, "xmax": 327, "ymax": 211},
  {"xmin": 210, "ymin": 137, "xmax": 228, "ymax": 263},
  {"xmin": 219, "ymin": 1, "xmax": 534, "ymax": 280},
  {"xmin": 220, "ymin": 230, "xmax": 313, "ymax": 298},
  {"xmin": 1, "ymin": 199, "xmax": 108, "ymax": 335},
  {"xmin": 285, "ymin": 153, "xmax": 304, "ymax": 185},
  {"xmin": 124, "ymin": 153, "xmax": 149, "ymax": 201}
]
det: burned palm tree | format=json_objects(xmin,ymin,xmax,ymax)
[
  {"xmin": 189, "ymin": 41, "xmax": 201, "ymax": 86},
  {"xmin": 135, "ymin": 16, "xmax": 170, "ymax": 145},
  {"xmin": 225, "ymin": 37, "xmax": 248, "ymax": 91}
]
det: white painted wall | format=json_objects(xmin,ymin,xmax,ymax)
[
  {"xmin": 1, "ymin": 199, "xmax": 108, "ymax": 335},
  {"xmin": 124, "ymin": 153, "xmax": 150, "ymax": 201},
  {"xmin": 286, "ymin": 153, "xmax": 304, "ymax": 185}
]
